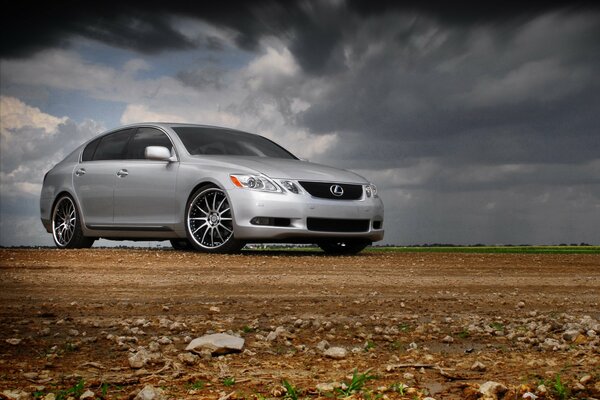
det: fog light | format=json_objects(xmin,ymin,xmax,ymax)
[
  {"xmin": 281, "ymin": 180, "xmax": 300, "ymax": 194},
  {"xmin": 251, "ymin": 217, "xmax": 270, "ymax": 225}
]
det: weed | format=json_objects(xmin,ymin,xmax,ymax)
[
  {"xmin": 364, "ymin": 340, "xmax": 376, "ymax": 352},
  {"xmin": 457, "ymin": 328, "xmax": 470, "ymax": 339},
  {"xmin": 489, "ymin": 322, "xmax": 504, "ymax": 331},
  {"xmin": 223, "ymin": 377, "xmax": 236, "ymax": 387},
  {"xmin": 100, "ymin": 382, "xmax": 109, "ymax": 397},
  {"xmin": 552, "ymin": 374, "xmax": 569, "ymax": 400},
  {"xmin": 281, "ymin": 380, "xmax": 300, "ymax": 400},
  {"xmin": 398, "ymin": 323, "xmax": 412, "ymax": 332},
  {"xmin": 242, "ymin": 325, "xmax": 255, "ymax": 333},
  {"xmin": 185, "ymin": 380, "xmax": 205, "ymax": 390},
  {"xmin": 389, "ymin": 341, "xmax": 404, "ymax": 351},
  {"xmin": 389, "ymin": 382, "xmax": 407, "ymax": 395},
  {"xmin": 55, "ymin": 379, "xmax": 85, "ymax": 400},
  {"xmin": 336, "ymin": 369, "xmax": 376, "ymax": 397}
]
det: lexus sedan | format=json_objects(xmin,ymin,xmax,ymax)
[{"xmin": 40, "ymin": 123, "xmax": 384, "ymax": 254}]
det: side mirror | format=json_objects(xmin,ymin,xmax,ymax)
[{"xmin": 145, "ymin": 146, "xmax": 175, "ymax": 161}]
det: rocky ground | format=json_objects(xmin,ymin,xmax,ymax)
[{"xmin": 0, "ymin": 248, "xmax": 599, "ymax": 400}]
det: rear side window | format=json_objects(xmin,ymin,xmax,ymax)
[
  {"xmin": 82, "ymin": 137, "xmax": 101, "ymax": 161},
  {"xmin": 92, "ymin": 129, "xmax": 133, "ymax": 161},
  {"xmin": 126, "ymin": 127, "xmax": 172, "ymax": 159}
]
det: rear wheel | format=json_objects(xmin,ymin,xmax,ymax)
[
  {"xmin": 318, "ymin": 239, "xmax": 370, "ymax": 255},
  {"xmin": 52, "ymin": 195, "xmax": 95, "ymax": 249},
  {"xmin": 185, "ymin": 186, "xmax": 244, "ymax": 253}
]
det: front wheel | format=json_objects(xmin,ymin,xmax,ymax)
[
  {"xmin": 51, "ymin": 195, "xmax": 95, "ymax": 249},
  {"xmin": 185, "ymin": 186, "xmax": 244, "ymax": 253},
  {"xmin": 318, "ymin": 239, "xmax": 370, "ymax": 255}
]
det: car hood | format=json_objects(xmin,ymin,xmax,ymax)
[{"xmin": 188, "ymin": 155, "xmax": 368, "ymax": 183}]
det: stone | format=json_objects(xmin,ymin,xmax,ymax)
[
  {"xmin": 128, "ymin": 348, "xmax": 152, "ymax": 369},
  {"xmin": 177, "ymin": 352, "xmax": 199, "ymax": 365},
  {"xmin": 1, "ymin": 390, "xmax": 30, "ymax": 400},
  {"xmin": 185, "ymin": 333, "xmax": 244, "ymax": 356},
  {"xmin": 5, "ymin": 338, "xmax": 22, "ymax": 345},
  {"xmin": 266, "ymin": 326, "xmax": 288, "ymax": 341},
  {"xmin": 517, "ymin": 301, "xmax": 526, "ymax": 308},
  {"xmin": 563, "ymin": 329, "xmax": 581, "ymax": 341},
  {"xmin": 134, "ymin": 385, "xmax": 165, "ymax": 400},
  {"xmin": 471, "ymin": 361, "xmax": 487, "ymax": 371},
  {"xmin": 479, "ymin": 381, "xmax": 507, "ymax": 399},
  {"xmin": 579, "ymin": 374, "xmax": 592, "ymax": 384},
  {"xmin": 441, "ymin": 335, "xmax": 454, "ymax": 343},
  {"xmin": 79, "ymin": 390, "xmax": 95, "ymax": 400},
  {"xmin": 522, "ymin": 393, "xmax": 537, "ymax": 399},
  {"xmin": 316, "ymin": 340, "xmax": 330, "ymax": 351},
  {"xmin": 324, "ymin": 346, "xmax": 347, "ymax": 359}
]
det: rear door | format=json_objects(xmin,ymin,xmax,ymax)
[
  {"xmin": 73, "ymin": 129, "xmax": 133, "ymax": 226},
  {"xmin": 113, "ymin": 127, "xmax": 179, "ymax": 226}
]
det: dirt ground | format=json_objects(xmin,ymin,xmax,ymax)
[{"xmin": 1, "ymin": 248, "xmax": 599, "ymax": 399}]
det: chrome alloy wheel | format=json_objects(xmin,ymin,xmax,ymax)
[
  {"xmin": 52, "ymin": 196, "xmax": 76, "ymax": 247},
  {"xmin": 187, "ymin": 188, "xmax": 234, "ymax": 249}
]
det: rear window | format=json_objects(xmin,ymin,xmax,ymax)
[
  {"xmin": 93, "ymin": 129, "xmax": 133, "ymax": 161},
  {"xmin": 82, "ymin": 137, "xmax": 101, "ymax": 162}
]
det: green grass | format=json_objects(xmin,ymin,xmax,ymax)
[
  {"xmin": 185, "ymin": 380, "xmax": 205, "ymax": 390},
  {"xmin": 222, "ymin": 377, "xmax": 236, "ymax": 387},
  {"xmin": 336, "ymin": 369, "xmax": 376, "ymax": 397},
  {"xmin": 368, "ymin": 245, "xmax": 600, "ymax": 254},
  {"xmin": 281, "ymin": 380, "xmax": 300, "ymax": 400}
]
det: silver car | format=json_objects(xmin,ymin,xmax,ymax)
[{"xmin": 40, "ymin": 123, "xmax": 384, "ymax": 254}]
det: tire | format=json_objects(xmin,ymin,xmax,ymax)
[
  {"xmin": 185, "ymin": 186, "xmax": 244, "ymax": 253},
  {"xmin": 170, "ymin": 238, "xmax": 193, "ymax": 251},
  {"xmin": 318, "ymin": 239, "xmax": 370, "ymax": 255},
  {"xmin": 51, "ymin": 195, "xmax": 95, "ymax": 249}
]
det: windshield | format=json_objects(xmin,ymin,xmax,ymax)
[{"xmin": 172, "ymin": 126, "xmax": 297, "ymax": 159}]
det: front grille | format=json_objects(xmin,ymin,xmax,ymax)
[
  {"xmin": 298, "ymin": 181, "xmax": 363, "ymax": 200},
  {"xmin": 307, "ymin": 218, "xmax": 370, "ymax": 232}
]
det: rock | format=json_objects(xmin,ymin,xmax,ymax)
[
  {"xmin": 177, "ymin": 352, "xmax": 199, "ymax": 365},
  {"xmin": 441, "ymin": 335, "xmax": 454, "ymax": 343},
  {"xmin": 157, "ymin": 336, "xmax": 172, "ymax": 345},
  {"xmin": 43, "ymin": 394, "xmax": 55, "ymax": 400},
  {"xmin": 79, "ymin": 390, "xmax": 95, "ymax": 400},
  {"xmin": 134, "ymin": 385, "xmax": 165, "ymax": 400},
  {"xmin": 266, "ymin": 326, "xmax": 289, "ymax": 341},
  {"xmin": 540, "ymin": 338, "xmax": 561, "ymax": 350},
  {"xmin": 563, "ymin": 329, "xmax": 581, "ymax": 341},
  {"xmin": 536, "ymin": 384, "xmax": 547, "ymax": 394},
  {"xmin": 5, "ymin": 338, "xmax": 22, "ymax": 345},
  {"xmin": 522, "ymin": 392, "xmax": 537, "ymax": 399},
  {"xmin": 316, "ymin": 340, "xmax": 330, "ymax": 351},
  {"xmin": 579, "ymin": 374, "xmax": 592, "ymax": 384},
  {"xmin": 209, "ymin": 306, "xmax": 220, "ymax": 312},
  {"xmin": 324, "ymin": 347, "xmax": 347, "ymax": 359},
  {"xmin": 517, "ymin": 301, "xmax": 526, "ymax": 308},
  {"xmin": 128, "ymin": 348, "xmax": 152, "ymax": 369},
  {"xmin": 23, "ymin": 372, "xmax": 39, "ymax": 379},
  {"xmin": 185, "ymin": 333, "xmax": 244, "ymax": 356},
  {"xmin": 1, "ymin": 390, "xmax": 30, "ymax": 400},
  {"xmin": 169, "ymin": 322, "xmax": 185, "ymax": 332},
  {"xmin": 316, "ymin": 382, "xmax": 339, "ymax": 392},
  {"xmin": 471, "ymin": 361, "xmax": 487, "ymax": 371},
  {"xmin": 479, "ymin": 381, "xmax": 507, "ymax": 399},
  {"xmin": 403, "ymin": 372, "xmax": 415, "ymax": 380}
]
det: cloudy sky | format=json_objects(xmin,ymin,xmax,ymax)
[{"xmin": 1, "ymin": 1, "xmax": 599, "ymax": 246}]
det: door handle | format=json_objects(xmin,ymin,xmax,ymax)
[
  {"xmin": 116, "ymin": 169, "xmax": 128, "ymax": 178},
  {"xmin": 75, "ymin": 168, "xmax": 86, "ymax": 176}
]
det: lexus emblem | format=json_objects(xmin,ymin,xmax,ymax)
[{"xmin": 330, "ymin": 184, "xmax": 344, "ymax": 197}]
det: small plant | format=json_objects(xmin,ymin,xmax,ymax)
[
  {"xmin": 185, "ymin": 380, "xmax": 205, "ymax": 390},
  {"xmin": 552, "ymin": 374, "xmax": 569, "ymax": 400},
  {"xmin": 336, "ymin": 369, "xmax": 376, "ymax": 397},
  {"xmin": 56, "ymin": 379, "xmax": 85, "ymax": 400},
  {"xmin": 398, "ymin": 323, "xmax": 412, "ymax": 332},
  {"xmin": 242, "ymin": 325, "xmax": 255, "ymax": 333},
  {"xmin": 282, "ymin": 380, "xmax": 300, "ymax": 400},
  {"xmin": 458, "ymin": 328, "xmax": 470, "ymax": 339},
  {"xmin": 489, "ymin": 322, "xmax": 504, "ymax": 331},
  {"xmin": 389, "ymin": 341, "xmax": 404, "ymax": 350},
  {"xmin": 223, "ymin": 377, "xmax": 236, "ymax": 387},
  {"xmin": 389, "ymin": 382, "xmax": 408, "ymax": 395},
  {"xmin": 364, "ymin": 340, "xmax": 376, "ymax": 352},
  {"xmin": 100, "ymin": 382, "xmax": 109, "ymax": 397}
]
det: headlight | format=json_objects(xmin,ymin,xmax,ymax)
[
  {"xmin": 365, "ymin": 183, "xmax": 378, "ymax": 198},
  {"xmin": 230, "ymin": 174, "xmax": 281, "ymax": 192}
]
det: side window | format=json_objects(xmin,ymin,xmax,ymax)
[
  {"xmin": 92, "ymin": 129, "xmax": 133, "ymax": 161},
  {"xmin": 126, "ymin": 127, "xmax": 172, "ymax": 159},
  {"xmin": 81, "ymin": 137, "xmax": 101, "ymax": 162}
]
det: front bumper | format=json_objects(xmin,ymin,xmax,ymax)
[{"xmin": 227, "ymin": 187, "xmax": 384, "ymax": 242}]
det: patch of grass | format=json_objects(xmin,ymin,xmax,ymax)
[
  {"xmin": 56, "ymin": 379, "xmax": 85, "ymax": 400},
  {"xmin": 281, "ymin": 380, "xmax": 300, "ymax": 400},
  {"xmin": 489, "ymin": 322, "xmax": 504, "ymax": 331},
  {"xmin": 552, "ymin": 374, "xmax": 569, "ymax": 400},
  {"xmin": 336, "ymin": 369, "xmax": 376, "ymax": 397},
  {"xmin": 364, "ymin": 340, "xmax": 376, "ymax": 352},
  {"xmin": 457, "ymin": 328, "xmax": 470, "ymax": 339},
  {"xmin": 242, "ymin": 325, "xmax": 255, "ymax": 333},
  {"xmin": 398, "ymin": 323, "xmax": 412, "ymax": 332},
  {"xmin": 222, "ymin": 377, "xmax": 236, "ymax": 387},
  {"xmin": 100, "ymin": 382, "xmax": 109, "ymax": 397},
  {"xmin": 389, "ymin": 341, "xmax": 404, "ymax": 351},
  {"xmin": 185, "ymin": 380, "xmax": 205, "ymax": 390},
  {"xmin": 389, "ymin": 382, "xmax": 408, "ymax": 395}
]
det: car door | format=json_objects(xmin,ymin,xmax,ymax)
[
  {"xmin": 113, "ymin": 127, "xmax": 179, "ymax": 226},
  {"xmin": 73, "ymin": 129, "xmax": 133, "ymax": 226}
]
